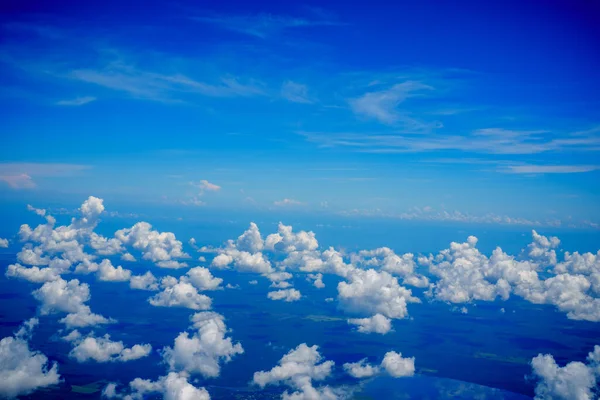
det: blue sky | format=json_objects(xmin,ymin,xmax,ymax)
[{"xmin": 1, "ymin": 0, "xmax": 599, "ymax": 228}]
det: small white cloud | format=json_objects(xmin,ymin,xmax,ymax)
[
  {"xmin": 348, "ymin": 314, "xmax": 392, "ymax": 334},
  {"xmin": 56, "ymin": 96, "xmax": 96, "ymax": 106},
  {"xmin": 149, "ymin": 278, "xmax": 212, "ymax": 310},
  {"xmin": 274, "ymin": 198, "xmax": 303, "ymax": 207},
  {"xmin": 281, "ymin": 81, "xmax": 313, "ymax": 104},
  {"xmin": 0, "ymin": 238, "xmax": 8, "ymax": 248},
  {"xmin": 103, "ymin": 372, "xmax": 210, "ymax": 400},
  {"xmin": 343, "ymin": 358, "xmax": 380, "ymax": 378},
  {"xmin": 381, "ymin": 351, "xmax": 415, "ymax": 378},
  {"xmin": 268, "ymin": 288, "xmax": 301, "ymax": 302},
  {"xmin": 129, "ymin": 271, "xmax": 159, "ymax": 291}
]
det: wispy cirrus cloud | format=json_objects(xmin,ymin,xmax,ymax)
[
  {"xmin": 500, "ymin": 164, "xmax": 600, "ymax": 174},
  {"xmin": 191, "ymin": 12, "xmax": 343, "ymax": 39},
  {"xmin": 299, "ymin": 126, "xmax": 600, "ymax": 155},
  {"xmin": 69, "ymin": 62, "xmax": 266, "ymax": 102},
  {"xmin": 348, "ymin": 81, "xmax": 434, "ymax": 126},
  {"xmin": 274, "ymin": 198, "xmax": 303, "ymax": 207},
  {"xmin": 281, "ymin": 81, "xmax": 313, "ymax": 104},
  {"xmin": 56, "ymin": 96, "xmax": 96, "ymax": 106}
]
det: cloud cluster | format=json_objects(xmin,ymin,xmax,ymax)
[
  {"xmin": 531, "ymin": 345, "xmax": 599, "ymax": 400},
  {"xmin": 347, "ymin": 314, "xmax": 392, "ymax": 335},
  {"xmin": 422, "ymin": 231, "xmax": 600, "ymax": 322},
  {"xmin": 32, "ymin": 278, "xmax": 114, "ymax": 328},
  {"xmin": 103, "ymin": 372, "xmax": 210, "ymax": 400},
  {"xmin": 253, "ymin": 343, "xmax": 339, "ymax": 400},
  {"xmin": 64, "ymin": 331, "xmax": 151, "ymax": 363},
  {"xmin": 162, "ymin": 312, "xmax": 243, "ymax": 378},
  {"xmin": 0, "ymin": 318, "xmax": 61, "ymax": 398},
  {"xmin": 343, "ymin": 351, "xmax": 415, "ymax": 379}
]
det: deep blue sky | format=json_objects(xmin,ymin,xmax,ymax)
[{"xmin": 1, "ymin": 0, "xmax": 599, "ymax": 228}]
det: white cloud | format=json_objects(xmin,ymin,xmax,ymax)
[
  {"xmin": 162, "ymin": 312, "xmax": 243, "ymax": 378},
  {"xmin": 337, "ymin": 268, "xmax": 419, "ymax": 319},
  {"xmin": 344, "ymin": 351, "xmax": 416, "ymax": 379},
  {"xmin": 380, "ymin": 351, "xmax": 415, "ymax": 378},
  {"xmin": 0, "ymin": 238, "xmax": 8, "ymax": 248},
  {"xmin": 268, "ymin": 288, "xmax": 301, "ymax": 302},
  {"xmin": 281, "ymin": 81, "xmax": 312, "ymax": 104},
  {"xmin": 115, "ymin": 222, "xmax": 189, "ymax": 267},
  {"xmin": 68, "ymin": 333, "xmax": 151, "ymax": 363},
  {"xmin": 186, "ymin": 267, "xmax": 223, "ymax": 291},
  {"xmin": 0, "ymin": 173, "xmax": 36, "ymax": 189},
  {"xmin": 32, "ymin": 278, "xmax": 114, "ymax": 328},
  {"xmin": 347, "ymin": 314, "xmax": 392, "ymax": 334},
  {"xmin": 531, "ymin": 345, "xmax": 600, "ymax": 400},
  {"xmin": 56, "ymin": 96, "xmax": 96, "ymax": 106},
  {"xmin": 149, "ymin": 278, "xmax": 212, "ymax": 310},
  {"xmin": 96, "ymin": 259, "xmax": 132, "ymax": 282},
  {"xmin": 103, "ymin": 372, "xmax": 210, "ymax": 400},
  {"xmin": 0, "ymin": 318, "xmax": 61, "ymax": 398},
  {"xmin": 343, "ymin": 359, "xmax": 380, "ymax": 378},
  {"xmin": 194, "ymin": 179, "xmax": 221, "ymax": 192},
  {"xmin": 349, "ymin": 81, "xmax": 433, "ymax": 125},
  {"xmin": 253, "ymin": 343, "xmax": 335, "ymax": 399},
  {"xmin": 6, "ymin": 264, "xmax": 60, "ymax": 283},
  {"xmin": 502, "ymin": 164, "xmax": 600, "ymax": 174},
  {"xmin": 129, "ymin": 271, "xmax": 159, "ymax": 291},
  {"xmin": 274, "ymin": 198, "xmax": 303, "ymax": 207},
  {"xmin": 307, "ymin": 273, "xmax": 325, "ymax": 289}
]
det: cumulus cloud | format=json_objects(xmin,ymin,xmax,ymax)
[
  {"xmin": 253, "ymin": 343, "xmax": 337, "ymax": 399},
  {"xmin": 67, "ymin": 332, "xmax": 151, "ymax": 363},
  {"xmin": 381, "ymin": 351, "xmax": 415, "ymax": 378},
  {"xmin": 344, "ymin": 351, "xmax": 415, "ymax": 379},
  {"xmin": 96, "ymin": 259, "xmax": 132, "ymax": 282},
  {"xmin": 0, "ymin": 237, "xmax": 8, "ymax": 248},
  {"xmin": 0, "ymin": 318, "xmax": 61, "ymax": 398},
  {"xmin": 186, "ymin": 267, "xmax": 223, "ymax": 291},
  {"xmin": 149, "ymin": 277, "xmax": 212, "ymax": 310},
  {"xmin": 211, "ymin": 225, "xmax": 273, "ymax": 274},
  {"xmin": 129, "ymin": 271, "xmax": 159, "ymax": 291},
  {"xmin": 6, "ymin": 264, "xmax": 60, "ymax": 283},
  {"xmin": 531, "ymin": 345, "xmax": 599, "ymax": 400},
  {"xmin": 347, "ymin": 314, "xmax": 392, "ymax": 334},
  {"xmin": 307, "ymin": 273, "xmax": 325, "ymax": 289},
  {"xmin": 32, "ymin": 278, "xmax": 114, "ymax": 328},
  {"xmin": 103, "ymin": 372, "xmax": 210, "ymax": 400},
  {"xmin": 337, "ymin": 268, "xmax": 419, "ymax": 319},
  {"xmin": 162, "ymin": 312, "xmax": 243, "ymax": 378},
  {"xmin": 343, "ymin": 358, "xmax": 380, "ymax": 378},
  {"xmin": 268, "ymin": 288, "xmax": 301, "ymax": 302},
  {"xmin": 115, "ymin": 222, "xmax": 189, "ymax": 268}
]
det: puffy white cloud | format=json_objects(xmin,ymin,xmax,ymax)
[
  {"xmin": 32, "ymin": 278, "xmax": 114, "ymax": 328},
  {"xmin": 265, "ymin": 223, "xmax": 319, "ymax": 253},
  {"xmin": 149, "ymin": 278, "xmax": 212, "ymax": 311},
  {"xmin": 130, "ymin": 271, "xmax": 159, "ymax": 291},
  {"xmin": 186, "ymin": 267, "xmax": 223, "ymax": 291},
  {"xmin": 96, "ymin": 259, "xmax": 132, "ymax": 282},
  {"xmin": 0, "ymin": 318, "xmax": 61, "ymax": 398},
  {"xmin": 380, "ymin": 351, "xmax": 415, "ymax": 378},
  {"xmin": 252, "ymin": 343, "xmax": 334, "ymax": 389},
  {"xmin": 115, "ymin": 222, "xmax": 189, "ymax": 267},
  {"xmin": 249, "ymin": 280, "xmax": 258, "ymax": 285},
  {"xmin": 90, "ymin": 233, "xmax": 125, "ymax": 256},
  {"xmin": 344, "ymin": 351, "xmax": 416, "ymax": 380},
  {"xmin": 343, "ymin": 358, "xmax": 380, "ymax": 378},
  {"xmin": 525, "ymin": 230, "xmax": 560, "ymax": 266},
  {"xmin": 347, "ymin": 314, "xmax": 392, "ymax": 334},
  {"xmin": 268, "ymin": 289, "xmax": 301, "ymax": 302},
  {"xmin": 211, "ymin": 246, "xmax": 273, "ymax": 274},
  {"xmin": 68, "ymin": 333, "xmax": 151, "ymax": 363},
  {"xmin": 6, "ymin": 264, "xmax": 60, "ymax": 283},
  {"xmin": 103, "ymin": 372, "xmax": 210, "ymax": 400},
  {"xmin": 163, "ymin": 312, "xmax": 243, "ymax": 378},
  {"xmin": 307, "ymin": 273, "xmax": 325, "ymax": 289},
  {"xmin": 531, "ymin": 345, "xmax": 600, "ymax": 400},
  {"xmin": 235, "ymin": 222, "xmax": 264, "ymax": 253},
  {"xmin": 0, "ymin": 237, "xmax": 8, "ymax": 248},
  {"xmin": 337, "ymin": 268, "xmax": 419, "ymax": 319}
]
